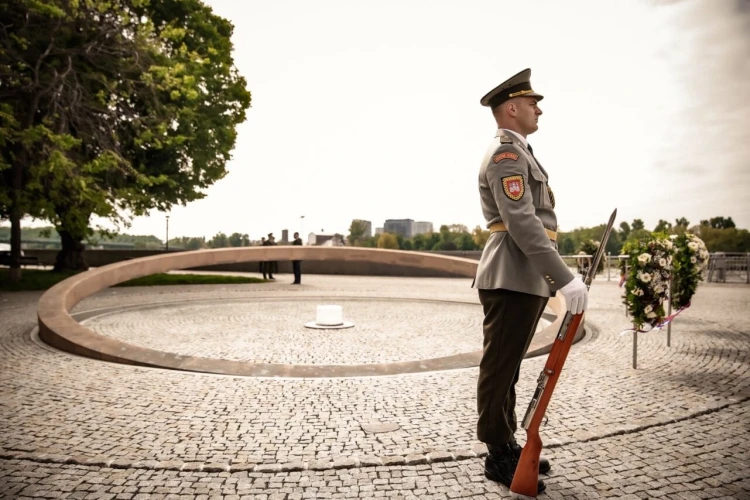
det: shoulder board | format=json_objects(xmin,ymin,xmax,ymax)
[{"xmin": 499, "ymin": 135, "xmax": 513, "ymax": 144}]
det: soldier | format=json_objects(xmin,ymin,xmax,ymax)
[
  {"xmin": 473, "ymin": 68, "xmax": 589, "ymax": 492},
  {"xmin": 291, "ymin": 231, "xmax": 303, "ymax": 284}
]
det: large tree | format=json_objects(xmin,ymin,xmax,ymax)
[
  {"xmin": 227, "ymin": 232, "xmax": 250, "ymax": 247},
  {"xmin": 0, "ymin": 0, "xmax": 251, "ymax": 278},
  {"xmin": 630, "ymin": 219, "xmax": 645, "ymax": 231},
  {"xmin": 347, "ymin": 219, "xmax": 369, "ymax": 246},
  {"xmin": 654, "ymin": 219, "xmax": 673, "ymax": 233},
  {"xmin": 700, "ymin": 216, "xmax": 736, "ymax": 229},
  {"xmin": 674, "ymin": 217, "xmax": 690, "ymax": 229}
]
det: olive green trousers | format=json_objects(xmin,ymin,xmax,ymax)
[{"xmin": 477, "ymin": 288, "xmax": 549, "ymax": 446}]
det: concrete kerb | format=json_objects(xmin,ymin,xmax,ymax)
[{"xmin": 37, "ymin": 246, "xmax": 569, "ymax": 377}]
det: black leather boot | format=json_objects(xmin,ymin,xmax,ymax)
[
  {"xmin": 485, "ymin": 444, "xmax": 546, "ymax": 493},
  {"xmin": 510, "ymin": 441, "xmax": 551, "ymax": 474}
]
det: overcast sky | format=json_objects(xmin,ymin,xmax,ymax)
[{"xmin": 24, "ymin": 0, "xmax": 750, "ymax": 240}]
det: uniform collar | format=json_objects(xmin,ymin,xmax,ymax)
[
  {"xmin": 500, "ymin": 128, "xmax": 528, "ymax": 148},
  {"xmin": 497, "ymin": 128, "xmax": 548, "ymax": 178}
]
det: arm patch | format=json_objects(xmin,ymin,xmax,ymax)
[
  {"xmin": 502, "ymin": 175, "xmax": 525, "ymax": 201},
  {"xmin": 493, "ymin": 151, "xmax": 519, "ymax": 163}
]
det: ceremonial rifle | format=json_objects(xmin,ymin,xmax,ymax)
[{"xmin": 510, "ymin": 209, "xmax": 617, "ymax": 498}]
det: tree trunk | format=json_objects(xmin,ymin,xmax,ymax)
[
  {"xmin": 8, "ymin": 209, "xmax": 22, "ymax": 283},
  {"xmin": 8, "ymin": 158, "xmax": 24, "ymax": 283},
  {"xmin": 54, "ymin": 230, "xmax": 88, "ymax": 272}
]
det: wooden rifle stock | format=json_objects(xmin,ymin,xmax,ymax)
[
  {"xmin": 509, "ymin": 312, "xmax": 584, "ymax": 497},
  {"xmin": 510, "ymin": 209, "xmax": 616, "ymax": 498}
]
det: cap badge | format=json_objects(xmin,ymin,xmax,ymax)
[{"xmin": 508, "ymin": 89, "xmax": 534, "ymax": 98}]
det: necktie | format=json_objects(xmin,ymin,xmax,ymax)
[{"xmin": 527, "ymin": 143, "xmax": 534, "ymax": 157}]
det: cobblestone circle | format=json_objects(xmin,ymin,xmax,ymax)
[
  {"xmin": 82, "ymin": 297, "xmax": 485, "ymax": 364},
  {"xmin": 1, "ymin": 274, "xmax": 749, "ymax": 499},
  {"xmin": 81, "ymin": 296, "xmax": 550, "ymax": 365}
]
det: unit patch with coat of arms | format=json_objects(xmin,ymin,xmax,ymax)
[{"xmin": 501, "ymin": 175, "xmax": 525, "ymax": 201}]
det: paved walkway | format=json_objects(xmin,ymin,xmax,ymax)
[{"xmin": 1, "ymin": 274, "xmax": 749, "ymax": 499}]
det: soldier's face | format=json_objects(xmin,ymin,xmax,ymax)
[{"xmin": 519, "ymin": 97, "xmax": 542, "ymax": 134}]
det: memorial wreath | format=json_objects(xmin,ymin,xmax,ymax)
[
  {"xmin": 670, "ymin": 232, "xmax": 709, "ymax": 309},
  {"xmin": 622, "ymin": 236, "xmax": 673, "ymax": 330}
]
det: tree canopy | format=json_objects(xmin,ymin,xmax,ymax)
[
  {"xmin": 0, "ymin": 0, "xmax": 251, "ymax": 275},
  {"xmin": 347, "ymin": 219, "xmax": 369, "ymax": 246}
]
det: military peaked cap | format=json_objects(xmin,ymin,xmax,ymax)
[{"xmin": 480, "ymin": 68, "xmax": 544, "ymax": 108}]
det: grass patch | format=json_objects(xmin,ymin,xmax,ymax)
[
  {"xmin": 115, "ymin": 273, "xmax": 263, "ymax": 287},
  {"xmin": 0, "ymin": 268, "xmax": 81, "ymax": 291},
  {"xmin": 0, "ymin": 268, "xmax": 264, "ymax": 291}
]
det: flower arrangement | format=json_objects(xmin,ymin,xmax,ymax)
[
  {"xmin": 670, "ymin": 232, "xmax": 709, "ymax": 309},
  {"xmin": 622, "ymin": 236, "xmax": 673, "ymax": 330}
]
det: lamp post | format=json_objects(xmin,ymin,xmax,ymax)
[
  {"xmin": 165, "ymin": 215, "xmax": 170, "ymax": 251},
  {"xmin": 300, "ymin": 215, "xmax": 305, "ymax": 245}
]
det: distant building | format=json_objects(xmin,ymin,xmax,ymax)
[
  {"xmin": 384, "ymin": 219, "xmax": 414, "ymax": 238},
  {"xmin": 307, "ymin": 232, "xmax": 322, "ymax": 245},
  {"xmin": 307, "ymin": 232, "xmax": 345, "ymax": 246},
  {"xmin": 281, "ymin": 229, "xmax": 289, "ymax": 244},
  {"xmin": 413, "ymin": 221, "xmax": 434, "ymax": 235},
  {"xmin": 375, "ymin": 227, "xmax": 384, "ymax": 235},
  {"xmin": 320, "ymin": 237, "xmax": 345, "ymax": 247},
  {"xmin": 351, "ymin": 219, "xmax": 372, "ymax": 238}
]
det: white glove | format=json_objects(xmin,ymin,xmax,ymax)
[{"xmin": 559, "ymin": 277, "xmax": 589, "ymax": 315}]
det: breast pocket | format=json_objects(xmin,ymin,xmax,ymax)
[{"xmin": 529, "ymin": 168, "xmax": 551, "ymax": 208}]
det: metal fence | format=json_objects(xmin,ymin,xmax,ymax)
[
  {"xmin": 704, "ymin": 252, "xmax": 750, "ymax": 283},
  {"xmin": 562, "ymin": 253, "xmax": 750, "ymax": 284},
  {"xmin": 559, "ymin": 254, "xmax": 628, "ymax": 281}
]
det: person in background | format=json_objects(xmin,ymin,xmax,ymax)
[
  {"xmin": 260, "ymin": 236, "xmax": 268, "ymax": 279},
  {"xmin": 267, "ymin": 233, "xmax": 277, "ymax": 280},
  {"xmin": 292, "ymin": 232, "xmax": 303, "ymax": 284}
]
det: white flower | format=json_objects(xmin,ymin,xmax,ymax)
[
  {"xmin": 688, "ymin": 242, "xmax": 698, "ymax": 250},
  {"xmin": 638, "ymin": 253, "xmax": 651, "ymax": 264},
  {"xmin": 638, "ymin": 272, "xmax": 652, "ymax": 283},
  {"xmin": 659, "ymin": 258, "xmax": 667, "ymax": 267},
  {"xmin": 633, "ymin": 288, "xmax": 644, "ymax": 296},
  {"xmin": 690, "ymin": 256, "xmax": 697, "ymax": 263},
  {"xmin": 654, "ymin": 285, "xmax": 664, "ymax": 294},
  {"xmin": 647, "ymin": 312, "xmax": 657, "ymax": 319},
  {"xmin": 645, "ymin": 304, "xmax": 653, "ymax": 313},
  {"xmin": 664, "ymin": 240, "xmax": 673, "ymax": 250}
]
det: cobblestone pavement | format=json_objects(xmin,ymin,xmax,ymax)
[
  {"xmin": 82, "ymin": 298, "xmax": 485, "ymax": 364},
  {"xmin": 80, "ymin": 296, "xmax": 549, "ymax": 364},
  {"xmin": 1, "ymin": 274, "xmax": 749, "ymax": 498}
]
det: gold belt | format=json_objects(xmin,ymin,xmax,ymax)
[{"xmin": 490, "ymin": 222, "xmax": 557, "ymax": 242}]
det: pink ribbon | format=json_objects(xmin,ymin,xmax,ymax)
[
  {"xmin": 653, "ymin": 302, "xmax": 690, "ymax": 330},
  {"xmin": 620, "ymin": 302, "xmax": 690, "ymax": 335}
]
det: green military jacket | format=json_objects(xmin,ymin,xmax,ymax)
[{"xmin": 472, "ymin": 129, "xmax": 574, "ymax": 297}]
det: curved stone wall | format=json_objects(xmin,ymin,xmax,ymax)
[{"xmin": 37, "ymin": 246, "xmax": 568, "ymax": 376}]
